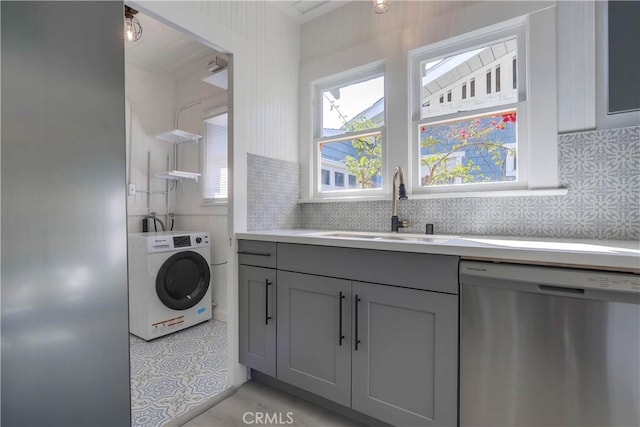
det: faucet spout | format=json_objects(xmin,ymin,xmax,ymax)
[{"xmin": 391, "ymin": 166, "xmax": 408, "ymax": 232}]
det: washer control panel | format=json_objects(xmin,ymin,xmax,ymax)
[{"xmin": 145, "ymin": 232, "xmax": 210, "ymax": 253}]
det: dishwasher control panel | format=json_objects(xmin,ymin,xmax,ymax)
[
  {"xmin": 460, "ymin": 261, "xmax": 640, "ymax": 294},
  {"xmin": 587, "ymin": 274, "xmax": 640, "ymax": 293}
]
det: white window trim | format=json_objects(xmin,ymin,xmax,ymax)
[
  {"xmin": 409, "ymin": 9, "xmax": 560, "ymax": 196},
  {"xmin": 311, "ymin": 62, "xmax": 387, "ymax": 200},
  {"xmin": 201, "ymin": 106, "xmax": 229, "ymax": 206}
]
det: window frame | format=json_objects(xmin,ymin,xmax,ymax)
[
  {"xmin": 312, "ymin": 63, "xmax": 387, "ymax": 199},
  {"xmin": 410, "ymin": 21, "xmax": 531, "ymax": 195},
  {"xmin": 201, "ymin": 107, "xmax": 229, "ymax": 205}
]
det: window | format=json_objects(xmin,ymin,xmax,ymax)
[
  {"xmin": 321, "ymin": 169, "xmax": 331, "ymax": 186},
  {"xmin": 314, "ymin": 66, "xmax": 385, "ymax": 196},
  {"xmin": 439, "ymin": 94, "xmax": 444, "ymax": 104},
  {"xmin": 203, "ymin": 112, "xmax": 228, "ymax": 202},
  {"xmin": 412, "ymin": 28, "xmax": 524, "ymax": 193},
  {"xmin": 419, "ymin": 111, "xmax": 517, "ymax": 186},
  {"xmin": 447, "ymin": 90, "xmax": 452, "ymax": 102},
  {"xmin": 504, "ymin": 143, "xmax": 517, "ymax": 177}
]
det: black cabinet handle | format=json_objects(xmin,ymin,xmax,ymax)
[
  {"xmin": 265, "ymin": 279, "xmax": 273, "ymax": 325},
  {"xmin": 339, "ymin": 292, "xmax": 345, "ymax": 346},
  {"xmin": 355, "ymin": 295, "xmax": 361, "ymax": 351},
  {"xmin": 237, "ymin": 251, "xmax": 271, "ymax": 257}
]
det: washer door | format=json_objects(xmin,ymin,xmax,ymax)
[{"xmin": 155, "ymin": 250, "xmax": 210, "ymax": 310}]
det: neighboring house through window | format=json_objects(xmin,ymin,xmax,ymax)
[{"xmin": 412, "ymin": 24, "xmax": 526, "ymax": 193}]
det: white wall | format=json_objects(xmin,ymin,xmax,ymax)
[
  {"xmin": 298, "ymin": 1, "xmax": 601, "ymax": 199},
  {"xmin": 125, "ymin": 62, "xmax": 176, "ymax": 232}
]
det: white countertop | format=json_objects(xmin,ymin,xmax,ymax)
[{"xmin": 236, "ymin": 229, "xmax": 640, "ymax": 273}]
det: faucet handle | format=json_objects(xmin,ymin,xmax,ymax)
[{"xmin": 391, "ymin": 216, "xmax": 409, "ymax": 232}]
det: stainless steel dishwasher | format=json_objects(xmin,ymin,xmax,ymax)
[{"xmin": 460, "ymin": 260, "xmax": 640, "ymax": 427}]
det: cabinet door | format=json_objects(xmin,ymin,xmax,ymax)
[
  {"xmin": 352, "ymin": 282, "xmax": 458, "ymax": 426},
  {"xmin": 239, "ymin": 265, "xmax": 276, "ymax": 376},
  {"xmin": 277, "ymin": 271, "xmax": 351, "ymax": 407}
]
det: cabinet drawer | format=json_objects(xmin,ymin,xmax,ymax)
[
  {"xmin": 238, "ymin": 240, "xmax": 277, "ymax": 268},
  {"xmin": 277, "ymin": 243, "xmax": 459, "ymax": 294}
]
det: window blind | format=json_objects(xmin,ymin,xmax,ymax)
[{"xmin": 203, "ymin": 114, "xmax": 228, "ymax": 200}]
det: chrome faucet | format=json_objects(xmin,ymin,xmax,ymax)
[{"xmin": 391, "ymin": 166, "xmax": 408, "ymax": 232}]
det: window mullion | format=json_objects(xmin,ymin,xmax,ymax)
[
  {"xmin": 314, "ymin": 127, "xmax": 383, "ymax": 145},
  {"xmin": 414, "ymin": 104, "xmax": 518, "ymax": 128}
]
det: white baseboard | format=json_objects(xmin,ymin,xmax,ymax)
[{"xmin": 213, "ymin": 308, "xmax": 227, "ymax": 323}]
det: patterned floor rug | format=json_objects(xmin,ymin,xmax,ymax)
[{"xmin": 130, "ymin": 319, "xmax": 229, "ymax": 426}]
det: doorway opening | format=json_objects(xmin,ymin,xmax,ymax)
[{"xmin": 123, "ymin": 8, "xmax": 232, "ymax": 426}]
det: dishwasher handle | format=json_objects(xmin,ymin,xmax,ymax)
[{"xmin": 538, "ymin": 284, "xmax": 585, "ymax": 296}]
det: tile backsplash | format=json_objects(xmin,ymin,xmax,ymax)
[
  {"xmin": 247, "ymin": 127, "xmax": 639, "ymax": 240},
  {"xmin": 247, "ymin": 153, "xmax": 300, "ymax": 231}
]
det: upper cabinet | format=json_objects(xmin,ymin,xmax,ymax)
[{"xmin": 606, "ymin": 1, "xmax": 640, "ymax": 115}]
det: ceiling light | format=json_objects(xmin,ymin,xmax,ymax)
[
  {"xmin": 124, "ymin": 6, "xmax": 142, "ymax": 43},
  {"xmin": 373, "ymin": 0, "xmax": 389, "ymax": 14}
]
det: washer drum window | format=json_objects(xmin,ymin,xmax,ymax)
[{"xmin": 155, "ymin": 251, "xmax": 210, "ymax": 310}]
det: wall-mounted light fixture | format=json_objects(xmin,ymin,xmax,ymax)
[
  {"xmin": 124, "ymin": 5, "xmax": 142, "ymax": 42},
  {"xmin": 202, "ymin": 56, "xmax": 229, "ymax": 90},
  {"xmin": 206, "ymin": 56, "xmax": 228, "ymax": 74},
  {"xmin": 373, "ymin": 0, "xmax": 389, "ymax": 14}
]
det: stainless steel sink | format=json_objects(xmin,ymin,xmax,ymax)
[{"xmin": 315, "ymin": 231, "xmax": 456, "ymax": 244}]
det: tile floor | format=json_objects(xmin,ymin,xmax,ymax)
[
  {"xmin": 184, "ymin": 380, "xmax": 363, "ymax": 427},
  {"xmin": 130, "ymin": 319, "xmax": 229, "ymax": 427}
]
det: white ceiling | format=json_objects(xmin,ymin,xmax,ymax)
[
  {"xmin": 273, "ymin": 1, "xmax": 350, "ymax": 23},
  {"xmin": 124, "ymin": 2, "xmax": 348, "ymax": 76}
]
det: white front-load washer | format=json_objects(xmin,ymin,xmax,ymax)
[{"xmin": 128, "ymin": 231, "xmax": 212, "ymax": 340}]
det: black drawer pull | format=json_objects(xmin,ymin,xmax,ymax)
[
  {"xmin": 237, "ymin": 251, "xmax": 271, "ymax": 257},
  {"xmin": 355, "ymin": 295, "xmax": 361, "ymax": 351},
  {"xmin": 339, "ymin": 292, "xmax": 345, "ymax": 346},
  {"xmin": 265, "ymin": 279, "xmax": 273, "ymax": 325}
]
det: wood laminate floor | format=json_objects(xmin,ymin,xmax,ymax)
[{"xmin": 183, "ymin": 380, "xmax": 363, "ymax": 427}]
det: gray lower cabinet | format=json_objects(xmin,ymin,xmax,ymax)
[
  {"xmin": 276, "ymin": 271, "xmax": 352, "ymax": 407},
  {"xmin": 239, "ymin": 240, "xmax": 459, "ymax": 426},
  {"xmin": 352, "ymin": 281, "xmax": 458, "ymax": 426},
  {"xmin": 276, "ymin": 272, "xmax": 458, "ymax": 426},
  {"xmin": 239, "ymin": 265, "xmax": 277, "ymax": 376}
]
